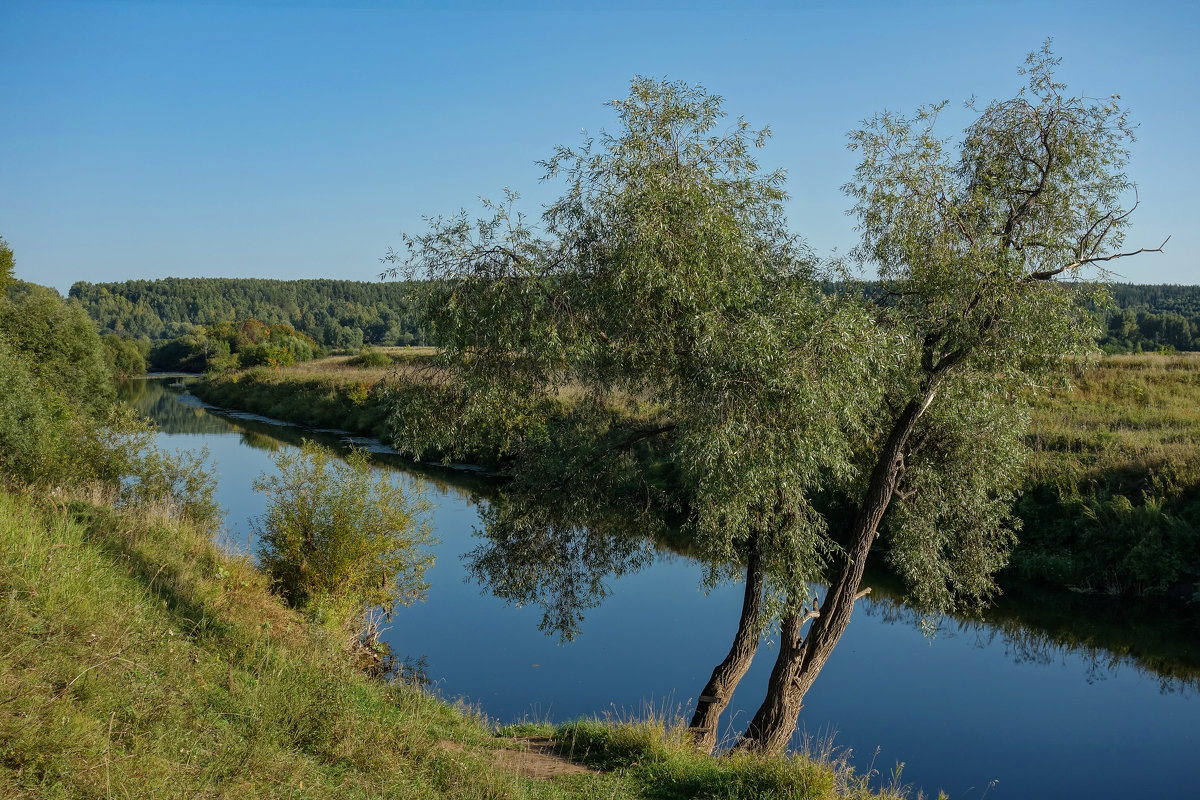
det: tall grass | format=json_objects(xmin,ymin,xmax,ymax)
[
  {"xmin": 1011, "ymin": 353, "xmax": 1200, "ymax": 598},
  {"xmin": 0, "ymin": 485, "xmax": 916, "ymax": 799}
]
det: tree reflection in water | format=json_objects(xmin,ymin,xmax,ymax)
[
  {"xmin": 860, "ymin": 578, "xmax": 1200, "ymax": 697},
  {"xmin": 465, "ymin": 491, "xmax": 659, "ymax": 642}
]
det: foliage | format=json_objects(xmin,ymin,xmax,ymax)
[
  {"xmin": 252, "ymin": 441, "xmax": 435, "ymax": 629},
  {"xmin": 147, "ymin": 317, "xmax": 322, "ymax": 372},
  {"xmin": 0, "ymin": 282, "xmax": 117, "ymax": 416},
  {"xmin": 0, "ymin": 337, "xmax": 74, "ymax": 483},
  {"xmin": 386, "ymin": 77, "xmax": 879, "ymax": 613},
  {"xmin": 0, "ymin": 280, "xmax": 126, "ymax": 487},
  {"xmin": 839, "ymin": 41, "xmax": 1142, "ymax": 610},
  {"xmin": 0, "ymin": 266, "xmax": 217, "ymax": 527},
  {"xmin": 1097, "ymin": 284, "xmax": 1200, "ymax": 353},
  {"xmin": 101, "ymin": 332, "xmax": 148, "ymax": 377},
  {"xmin": 0, "ymin": 236, "xmax": 13, "ymax": 290},
  {"xmin": 387, "ymin": 45, "xmax": 1158, "ymax": 754},
  {"xmin": 70, "ymin": 276, "xmax": 427, "ymax": 348}
]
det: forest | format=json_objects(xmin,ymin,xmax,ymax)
[
  {"xmin": 69, "ymin": 277, "xmax": 427, "ymax": 350},
  {"xmin": 72, "ymin": 277, "xmax": 1198, "ymax": 371},
  {"xmin": 1098, "ymin": 284, "xmax": 1200, "ymax": 352}
]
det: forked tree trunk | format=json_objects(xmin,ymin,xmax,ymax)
[
  {"xmin": 688, "ymin": 528, "xmax": 764, "ymax": 753},
  {"xmin": 734, "ymin": 393, "xmax": 932, "ymax": 755}
]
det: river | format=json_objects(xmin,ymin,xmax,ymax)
[{"xmin": 125, "ymin": 377, "xmax": 1198, "ymax": 800}]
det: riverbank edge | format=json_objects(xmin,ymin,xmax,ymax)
[
  {"xmin": 0, "ymin": 483, "xmax": 915, "ymax": 800},
  {"xmin": 190, "ymin": 361, "xmax": 1200, "ymax": 607}
]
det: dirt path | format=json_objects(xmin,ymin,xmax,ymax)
[{"xmin": 443, "ymin": 737, "xmax": 596, "ymax": 779}]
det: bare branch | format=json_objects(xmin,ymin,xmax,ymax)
[{"xmin": 1026, "ymin": 236, "xmax": 1170, "ymax": 281}]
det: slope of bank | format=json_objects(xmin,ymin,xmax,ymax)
[
  {"xmin": 0, "ymin": 485, "xmax": 909, "ymax": 800},
  {"xmin": 192, "ymin": 352, "xmax": 1200, "ymax": 604},
  {"xmin": 1010, "ymin": 353, "xmax": 1200, "ymax": 600}
]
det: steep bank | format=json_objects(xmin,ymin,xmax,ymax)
[{"xmin": 0, "ymin": 485, "xmax": 910, "ymax": 800}]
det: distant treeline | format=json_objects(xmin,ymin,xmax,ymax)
[
  {"xmin": 832, "ymin": 280, "xmax": 1200, "ymax": 353},
  {"xmin": 69, "ymin": 277, "xmax": 427, "ymax": 349},
  {"xmin": 1098, "ymin": 283, "xmax": 1200, "ymax": 353},
  {"xmin": 72, "ymin": 276, "xmax": 1198, "ymax": 355}
]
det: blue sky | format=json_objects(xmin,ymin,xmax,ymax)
[{"xmin": 2, "ymin": 0, "xmax": 1196, "ymax": 293}]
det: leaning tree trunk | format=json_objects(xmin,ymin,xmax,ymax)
[
  {"xmin": 688, "ymin": 528, "xmax": 764, "ymax": 753},
  {"xmin": 734, "ymin": 393, "xmax": 933, "ymax": 755}
]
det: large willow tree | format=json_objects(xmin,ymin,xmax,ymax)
[{"xmin": 385, "ymin": 45, "xmax": 1161, "ymax": 756}]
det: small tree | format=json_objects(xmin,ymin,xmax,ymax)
[{"xmin": 253, "ymin": 441, "xmax": 435, "ymax": 630}]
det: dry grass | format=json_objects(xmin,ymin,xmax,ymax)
[{"xmin": 1026, "ymin": 352, "xmax": 1200, "ymax": 487}]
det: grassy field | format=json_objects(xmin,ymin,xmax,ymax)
[
  {"xmin": 189, "ymin": 351, "xmax": 424, "ymax": 440},
  {"xmin": 1025, "ymin": 354, "xmax": 1200, "ymax": 490},
  {"xmin": 1010, "ymin": 353, "xmax": 1200, "ymax": 598},
  {"xmin": 0, "ymin": 484, "xmax": 915, "ymax": 800}
]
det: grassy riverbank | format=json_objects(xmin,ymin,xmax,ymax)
[
  {"xmin": 193, "ymin": 350, "xmax": 1200, "ymax": 604},
  {"xmin": 1009, "ymin": 354, "xmax": 1200, "ymax": 599},
  {"xmin": 188, "ymin": 350, "xmax": 422, "ymax": 439},
  {"xmin": 0, "ymin": 485, "xmax": 912, "ymax": 800}
]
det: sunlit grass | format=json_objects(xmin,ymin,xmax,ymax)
[
  {"xmin": 1025, "ymin": 353, "xmax": 1200, "ymax": 489},
  {"xmin": 1012, "ymin": 353, "xmax": 1200, "ymax": 596},
  {"xmin": 0, "ymin": 485, "xmax": 917, "ymax": 799}
]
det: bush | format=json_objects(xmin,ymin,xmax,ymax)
[
  {"xmin": 101, "ymin": 333, "xmax": 147, "ymax": 377},
  {"xmin": 252, "ymin": 441, "xmax": 435, "ymax": 630},
  {"xmin": 348, "ymin": 347, "xmax": 393, "ymax": 368}
]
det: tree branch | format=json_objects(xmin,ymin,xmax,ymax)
[{"xmin": 1025, "ymin": 236, "xmax": 1170, "ymax": 281}]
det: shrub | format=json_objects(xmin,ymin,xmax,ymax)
[
  {"xmin": 348, "ymin": 347, "xmax": 393, "ymax": 368},
  {"xmin": 252, "ymin": 441, "xmax": 435, "ymax": 630}
]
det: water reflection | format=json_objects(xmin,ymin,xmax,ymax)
[
  {"xmin": 860, "ymin": 569, "xmax": 1200, "ymax": 696},
  {"xmin": 125, "ymin": 376, "xmax": 1200, "ymax": 695},
  {"xmin": 122, "ymin": 377, "xmax": 234, "ymax": 435},
  {"xmin": 123, "ymin": 377, "xmax": 1200, "ymax": 800},
  {"xmin": 467, "ymin": 494, "xmax": 659, "ymax": 641}
]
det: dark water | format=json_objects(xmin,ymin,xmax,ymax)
[{"xmin": 126, "ymin": 378, "xmax": 1198, "ymax": 800}]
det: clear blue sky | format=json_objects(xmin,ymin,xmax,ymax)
[{"xmin": 2, "ymin": 0, "xmax": 1196, "ymax": 293}]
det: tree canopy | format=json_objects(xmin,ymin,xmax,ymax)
[{"xmin": 385, "ymin": 45, "xmax": 1160, "ymax": 755}]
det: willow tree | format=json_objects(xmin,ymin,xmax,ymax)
[
  {"xmin": 384, "ymin": 78, "xmax": 882, "ymax": 753},
  {"xmin": 734, "ymin": 44, "xmax": 1164, "ymax": 754},
  {"xmin": 384, "ymin": 47, "xmax": 1161, "ymax": 758}
]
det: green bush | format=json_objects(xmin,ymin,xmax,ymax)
[
  {"xmin": 252, "ymin": 441, "xmax": 435, "ymax": 629},
  {"xmin": 348, "ymin": 347, "xmax": 393, "ymax": 368},
  {"xmin": 101, "ymin": 333, "xmax": 147, "ymax": 377}
]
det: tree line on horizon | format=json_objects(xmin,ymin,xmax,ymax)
[
  {"xmin": 71, "ymin": 276, "xmax": 1198, "ymax": 359},
  {"xmin": 69, "ymin": 277, "xmax": 429, "ymax": 352}
]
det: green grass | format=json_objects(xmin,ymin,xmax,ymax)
[
  {"xmin": 1010, "ymin": 353, "xmax": 1200, "ymax": 598},
  {"xmin": 0, "ymin": 486, "xmax": 916, "ymax": 799}
]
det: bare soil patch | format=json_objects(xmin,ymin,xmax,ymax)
[{"xmin": 442, "ymin": 737, "xmax": 596, "ymax": 779}]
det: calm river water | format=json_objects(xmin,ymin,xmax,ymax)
[{"xmin": 126, "ymin": 378, "xmax": 1197, "ymax": 800}]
